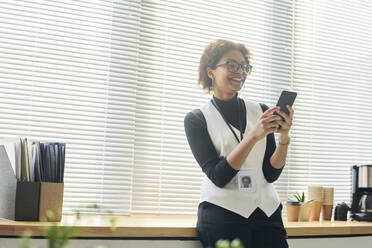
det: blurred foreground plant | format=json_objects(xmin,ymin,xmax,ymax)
[
  {"xmin": 215, "ymin": 238, "xmax": 244, "ymax": 248},
  {"xmin": 18, "ymin": 205, "xmax": 115, "ymax": 248}
]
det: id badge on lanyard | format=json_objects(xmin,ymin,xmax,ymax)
[{"xmin": 238, "ymin": 169, "xmax": 256, "ymax": 193}]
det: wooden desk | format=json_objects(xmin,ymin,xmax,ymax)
[{"xmin": 1, "ymin": 215, "xmax": 372, "ymax": 238}]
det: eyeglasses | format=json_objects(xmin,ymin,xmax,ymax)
[{"xmin": 215, "ymin": 60, "xmax": 252, "ymax": 74}]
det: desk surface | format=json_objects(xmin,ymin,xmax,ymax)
[{"xmin": 1, "ymin": 214, "xmax": 372, "ymax": 238}]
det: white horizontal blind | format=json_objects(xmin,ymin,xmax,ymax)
[
  {"xmin": 286, "ymin": 0, "xmax": 372, "ymax": 206},
  {"xmin": 0, "ymin": 0, "xmax": 138, "ymax": 214},
  {"xmin": 2, "ymin": 0, "xmax": 371, "ymax": 216},
  {"xmin": 237, "ymin": 0, "xmax": 294, "ymax": 203},
  {"xmin": 131, "ymin": 0, "xmax": 293, "ymax": 214},
  {"xmin": 132, "ymin": 0, "xmax": 372, "ymax": 214}
]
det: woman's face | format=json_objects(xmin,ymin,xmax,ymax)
[{"xmin": 209, "ymin": 49, "xmax": 248, "ymax": 95}]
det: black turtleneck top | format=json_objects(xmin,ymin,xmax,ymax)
[{"xmin": 184, "ymin": 94, "xmax": 284, "ymax": 188}]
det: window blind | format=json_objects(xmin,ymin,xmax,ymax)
[
  {"xmin": 285, "ymin": 0, "xmax": 372, "ymax": 206},
  {"xmin": 0, "ymin": 0, "xmax": 138, "ymax": 214},
  {"xmin": 1, "ymin": 0, "xmax": 371, "ymax": 216},
  {"xmin": 131, "ymin": 0, "xmax": 293, "ymax": 214}
]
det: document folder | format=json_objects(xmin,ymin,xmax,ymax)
[{"xmin": 0, "ymin": 145, "xmax": 64, "ymax": 221}]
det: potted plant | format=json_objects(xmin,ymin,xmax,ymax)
[
  {"xmin": 286, "ymin": 193, "xmax": 301, "ymax": 222},
  {"xmin": 294, "ymin": 192, "xmax": 314, "ymax": 221}
]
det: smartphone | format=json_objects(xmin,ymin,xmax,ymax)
[{"xmin": 273, "ymin": 90, "xmax": 297, "ymax": 117}]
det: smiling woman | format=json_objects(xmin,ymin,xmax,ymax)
[
  {"xmin": 198, "ymin": 40, "xmax": 251, "ymax": 96},
  {"xmin": 184, "ymin": 39, "xmax": 294, "ymax": 248},
  {"xmin": 209, "ymin": 51, "xmax": 250, "ymax": 100}
]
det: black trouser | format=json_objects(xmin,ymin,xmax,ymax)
[{"xmin": 196, "ymin": 202, "xmax": 289, "ymax": 248}]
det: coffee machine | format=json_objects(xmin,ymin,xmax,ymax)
[{"xmin": 351, "ymin": 165, "xmax": 372, "ymax": 221}]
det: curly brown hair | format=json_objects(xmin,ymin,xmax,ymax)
[{"xmin": 198, "ymin": 39, "xmax": 251, "ymax": 93}]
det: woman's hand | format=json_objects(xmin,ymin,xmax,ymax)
[
  {"xmin": 248, "ymin": 106, "xmax": 282, "ymax": 141},
  {"xmin": 275, "ymin": 104, "xmax": 294, "ymax": 135}
]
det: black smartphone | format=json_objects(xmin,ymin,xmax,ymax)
[{"xmin": 273, "ymin": 90, "xmax": 297, "ymax": 117}]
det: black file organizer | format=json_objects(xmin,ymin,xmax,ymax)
[{"xmin": 0, "ymin": 145, "xmax": 64, "ymax": 221}]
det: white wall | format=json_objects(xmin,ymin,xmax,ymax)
[{"xmin": 1, "ymin": 236, "xmax": 372, "ymax": 248}]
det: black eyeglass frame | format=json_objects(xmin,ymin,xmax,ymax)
[{"xmin": 215, "ymin": 60, "xmax": 252, "ymax": 74}]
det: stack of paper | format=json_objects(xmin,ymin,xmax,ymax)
[{"xmin": 0, "ymin": 138, "xmax": 66, "ymax": 183}]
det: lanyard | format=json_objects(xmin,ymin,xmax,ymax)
[{"xmin": 211, "ymin": 98, "xmax": 244, "ymax": 143}]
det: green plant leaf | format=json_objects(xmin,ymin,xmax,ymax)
[
  {"xmin": 293, "ymin": 192, "xmax": 306, "ymax": 202},
  {"xmin": 216, "ymin": 239, "xmax": 231, "ymax": 248},
  {"xmin": 231, "ymin": 238, "xmax": 244, "ymax": 248},
  {"xmin": 109, "ymin": 217, "xmax": 117, "ymax": 232},
  {"xmin": 18, "ymin": 230, "xmax": 32, "ymax": 248}
]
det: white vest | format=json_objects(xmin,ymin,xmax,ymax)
[{"xmin": 199, "ymin": 98, "xmax": 281, "ymax": 218}]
